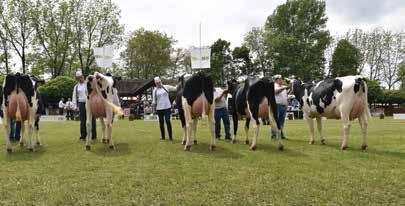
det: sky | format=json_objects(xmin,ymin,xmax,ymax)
[{"xmin": 115, "ymin": 0, "xmax": 405, "ymax": 48}]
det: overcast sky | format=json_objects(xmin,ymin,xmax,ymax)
[{"xmin": 115, "ymin": 0, "xmax": 404, "ymax": 48}]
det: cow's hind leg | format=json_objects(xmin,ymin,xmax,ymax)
[
  {"xmin": 27, "ymin": 112, "xmax": 35, "ymax": 152},
  {"xmin": 340, "ymin": 112, "xmax": 351, "ymax": 150},
  {"xmin": 3, "ymin": 114, "xmax": 12, "ymax": 153},
  {"xmin": 358, "ymin": 114, "xmax": 368, "ymax": 151},
  {"xmin": 85, "ymin": 103, "xmax": 92, "ymax": 150},
  {"xmin": 250, "ymin": 118, "xmax": 260, "ymax": 150},
  {"xmin": 106, "ymin": 107, "xmax": 114, "ymax": 149},
  {"xmin": 244, "ymin": 118, "xmax": 250, "ymax": 145},
  {"xmin": 19, "ymin": 121, "xmax": 25, "ymax": 147},
  {"xmin": 316, "ymin": 117, "xmax": 325, "ymax": 145},
  {"xmin": 182, "ymin": 98, "xmax": 193, "ymax": 151},
  {"xmin": 100, "ymin": 118, "xmax": 107, "ymax": 144},
  {"xmin": 207, "ymin": 104, "xmax": 216, "ymax": 151},
  {"xmin": 192, "ymin": 118, "xmax": 198, "ymax": 145},
  {"xmin": 305, "ymin": 116, "xmax": 316, "ymax": 145},
  {"xmin": 34, "ymin": 115, "xmax": 41, "ymax": 146},
  {"xmin": 268, "ymin": 109, "xmax": 283, "ymax": 151},
  {"xmin": 231, "ymin": 113, "xmax": 238, "ymax": 144}
]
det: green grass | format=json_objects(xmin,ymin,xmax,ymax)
[{"xmin": 0, "ymin": 117, "xmax": 404, "ymax": 205}]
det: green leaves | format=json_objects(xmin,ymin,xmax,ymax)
[
  {"xmin": 330, "ymin": 39, "xmax": 361, "ymax": 77},
  {"xmin": 39, "ymin": 76, "xmax": 76, "ymax": 103}
]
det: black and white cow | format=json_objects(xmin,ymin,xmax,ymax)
[
  {"xmin": 85, "ymin": 72, "xmax": 123, "ymax": 150},
  {"xmin": 227, "ymin": 78, "xmax": 284, "ymax": 150},
  {"xmin": 177, "ymin": 72, "xmax": 216, "ymax": 151},
  {"xmin": 2, "ymin": 73, "xmax": 44, "ymax": 153},
  {"xmin": 288, "ymin": 75, "xmax": 371, "ymax": 150}
]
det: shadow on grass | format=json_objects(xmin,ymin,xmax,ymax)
[
  {"xmin": 258, "ymin": 142, "xmax": 307, "ymax": 157},
  {"xmin": 184, "ymin": 142, "xmax": 244, "ymax": 159},
  {"xmin": 4, "ymin": 145, "xmax": 46, "ymax": 161},
  {"xmin": 91, "ymin": 142, "xmax": 132, "ymax": 157}
]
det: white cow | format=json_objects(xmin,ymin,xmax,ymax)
[
  {"xmin": 85, "ymin": 72, "xmax": 123, "ymax": 150},
  {"xmin": 289, "ymin": 75, "xmax": 371, "ymax": 150}
]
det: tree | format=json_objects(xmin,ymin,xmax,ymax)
[
  {"xmin": 32, "ymin": 0, "xmax": 76, "ymax": 78},
  {"xmin": 330, "ymin": 39, "xmax": 361, "ymax": 77},
  {"xmin": 0, "ymin": 0, "xmax": 35, "ymax": 74},
  {"xmin": 39, "ymin": 76, "xmax": 76, "ymax": 103},
  {"xmin": 210, "ymin": 39, "xmax": 232, "ymax": 86},
  {"xmin": 232, "ymin": 46, "xmax": 251, "ymax": 78},
  {"xmin": 398, "ymin": 64, "xmax": 405, "ymax": 89},
  {"xmin": 381, "ymin": 31, "xmax": 404, "ymax": 90},
  {"xmin": 121, "ymin": 28, "xmax": 175, "ymax": 79},
  {"xmin": 167, "ymin": 48, "xmax": 191, "ymax": 79},
  {"xmin": 366, "ymin": 80, "xmax": 384, "ymax": 104},
  {"xmin": 243, "ymin": 27, "xmax": 270, "ymax": 77},
  {"xmin": 264, "ymin": 0, "xmax": 331, "ymax": 80},
  {"xmin": 72, "ymin": 0, "xmax": 124, "ymax": 76}
]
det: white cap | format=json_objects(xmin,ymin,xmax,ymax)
[
  {"xmin": 75, "ymin": 70, "xmax": 83, "ymax": 77},
  {"xmin": 154, "ymin": 76, "xmax": 161, "ymax": 83},
  {"xmin": 273, "ymin": 74, "xmax": 282, "ymax": 80}
]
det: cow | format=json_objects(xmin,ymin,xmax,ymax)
[
  {"xmin": 177, "ymin": 72, "xmax": 216, "ymax": 151},
  {"xmin": 1, "ymin": 73, "xmax": 44, "ymax": 153},
  {"xmin": 85, "ymin": 72, "xmax": 123, "ymax": 150},
  {"xmin": 226, "ymin": 78, "xmax": 284, "ymax": 151},
  {"xmin": 288, "ymin": 75, "xmax": 371, "ymax": 150}
]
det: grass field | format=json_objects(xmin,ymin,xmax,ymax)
[{"xmin": 0, "ymin": 117, "xmax": 404, "ymax": 205}]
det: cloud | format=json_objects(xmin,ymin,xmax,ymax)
[{"xmin": 115, "ymin": 0, "xmax": 405, "ymax": 47}]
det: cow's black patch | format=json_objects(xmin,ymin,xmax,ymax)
[
  {"xmin": 226, "ymin": 79, "xmax": 251, "ymax": 136},
  {"xmin": 309, "ymin": 79, "xmax": 343, "ymax": 114},
  {"xmin": 106, "ymin": 86, "xmax": 110, "ymax": 94},
  {"xmin": 3, "ymin": 74, "xmax": 16, "ymax": 106},
  {"xmin": 101, "ymin": 90, "xmax": 107, "ymax": 99},
  {"xmin": 175, "ymin": 75, "xmax": 186, "ymax": 127},
  {"xmin": 87, "ymin": 76, "xmax": 93, "ymax": 99},
  {"xmin": 182, "ymin": 72, "xmax": 214, "ymax": 106},
  {"xmin": 97, "ymin": 81, "xmax": 102, "ymax": 89}
]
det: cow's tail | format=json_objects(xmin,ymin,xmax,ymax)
[
  {"xmin": 16, "ymin": 97, "xmax": 22, "ymax": 122},
  {"xmin": 93, "ymin": 79, "xmax": 124, "ymax": 116},
  {"xmin": 359, "ymin": 78, "xmax": 372, "ymax": 122}
]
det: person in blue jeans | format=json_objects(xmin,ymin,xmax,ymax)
[
  {"xmin": 9, "ymin": 119, "xmax": 22, "ymax": 142},
  {"xmin": 271, "ymin": 75, "xmax": 289, "ymax": 139},
  {"xmin": 214, "ymin": 87, "xmax": 231, "ymax": 140}
]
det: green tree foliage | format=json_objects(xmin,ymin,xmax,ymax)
[
  {"xmin": 330, "ymin": 39, "xmax": 361, "ymax": 77},
  {"xmin": 398, "ymin": 64, "xmax": 405, "ymax": 89},
  {"xmin": 121, "ymin": 28, "xmax": 175, "ymax": 79},
  {"xmin": 243, "ymin": 27, "xmax": 270, "ymax": 77},
  {"xmin": 264, "ymin": 0, "xmax": 331, "ymax": 80},
  {"xmin": 39, "ymin": 76, "xmax": 76, "ymax": 103},
  {"xmin": 366, "ymin": 80, "xmax": 384, "ymax": 103},
  {"xmin": 210, "ymin": 39, "xmax": 232, "ymax": 86},
  {"xmin": 232, "ymin": 46, "xmax": 252, "ymax": 77},
  {"xmin": 383, "ymin": 89, "xmax": 405, "ymax": 104}
]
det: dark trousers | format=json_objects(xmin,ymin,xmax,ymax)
[
  {"xmin": 66, "ymin": 110, "xmax": 74, "ymax": 120},
  {"xmin": 9, "ymin": 119, "xmax": 21, "ymax": 142},
  {"xmin": 157, "ymin": 108, "xmax": 172, "ymax": 140},
  {"xmin": 215, "ymin": 107, "xmax": 231, "ymax": 139},
  {"xmin": 78, "ymin": 102, "xmax": 96, "ymax": 140},
  {"xmin": 271, "ymin": 104, "xmax": 287, "ymax": 139}
]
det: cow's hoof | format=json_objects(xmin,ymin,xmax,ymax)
[
  {"xmin": 85, "ymin": 145, "xmax": 91, "ymax": 151},
  {"xmin": 361, "ymin": 144, "xmax": 368, "ymax": 151},
  {"xmin": 341, "ymin": 145, "xmax": 348, "ymax": 150},
  {"xmin": 209, "ymin": 145, "xmax": 216, "ymax": 151},
  {"xmin": 106, "ymin": 139, "xmax": 110, "ymax": 144},
  {"xmin": 36, "ymin": 142, "xmax": 41, "ymax": 146},
  {"xmin": 245, "ymin": 140, "xmax": 250, "ymax": 145},
  {"xmin": 28, "ymin": 148, "xmax": 34, "ymax": 152},
  {"xmin": 249, "ymin": 145, "xmax": 257, "ymax": 151},
  {"xmin": 109, "ymin": 145, "xmax": 115, "ymax": 150},
  {"xmin": 181, "ymin": 140, "xmax": 186, "ymax": 145},
  {"xmin": 309, "ymin": 140, "xmax": 315, "ymax": 145},
  {"xmin": 193, "ymin": 140, "xmax": 198, "ymax": 145},
  {"xmin": 320, "ymin": 139, "xmax": 326, "ymax": 145},
  {"xmin": 19, "ymin": 142, "xmax": 24, "ymax": 147},
  {"xmin": 278, "ymin": 145, "xmax": 284, "ymax": 151},
  {"xmin": 102, "ymin": 139, "xmax": 107, "ymax": 144},
  {"xmin": 184, "ymin": 145, "xmax": 191, "ymax": 151},
  {"xmin": 6, "ymin": 148, "xmax": 12, "ymax": 154},
  {"xmin": 231, "ymin": 139, "xmax": 236, "ymax": 144}
]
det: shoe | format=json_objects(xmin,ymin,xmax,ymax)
[
  {"xmin": 169, "ymin": 138, "xmax": 173, "ymax": 141},
  {"xmin": 225, "ymin": 135, "xmax": 231, "ymax": 140}
]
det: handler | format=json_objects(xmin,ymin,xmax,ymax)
[
  {"xmin": 72, "ymin": 70, "xmax": 96, "ymax": 141},
  {"xmin": 152, "ymin": 77, "xmax": 177, "ymax": 141},
  {"xmin": 271, "ymin": 74, "xmax": 289, "ymax": 140}
]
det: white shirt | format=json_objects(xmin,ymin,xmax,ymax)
[
  {"xmin": 72, "ymin": 82, "xmax": 87, "ymax": 110},
  {"xmin": 275, "ymin": 83, "xmax": 288, "ymax": 106},
  {"xmin": 58, "ymin": 100, "xmax": 65, "ymax": 109},
  {"xmin": 214, "ymin": 87, "xmax": 227, "ymax": 109},
  {"xmin": 152, "ymin": 85, "xmax": 176, "ymax": 110},
  {"xmin": 65, "ymin": 101, "xmax": 74, "ymax": 110}
]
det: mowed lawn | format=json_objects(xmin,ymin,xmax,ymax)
[{"xmin": 0, "ymin": 117, "xmax": 404, "ymax": 205}]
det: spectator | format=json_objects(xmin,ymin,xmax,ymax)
[
  {"xmin": 214, "ymin": 87, "xmax": 231, "ymax": 140},
  {"xmin": 271, "ymin": 74, "xmax": 289, "ymax": 140},
  {"xmin": 65, "ymin": 98, "xmax": 74, "ymax": 120},
  {"xmin": 58, "ymin": 98, "xmax": 65, "ymax": 115},
  {"xmin": 152, "ymin": 76, "xmax": 177, "ymax": 141},
  {"xmin": 72, "ymin": 70, "xmax": 96, "ymax": 141}
]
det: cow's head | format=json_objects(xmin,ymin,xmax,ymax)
[
  {"xmin": 288, "ymin": 77, "xmax": 304, "ymax": 98},
  {"xmin": 226, "ymin": 79, "xmax": 239, "ymax": 95}
]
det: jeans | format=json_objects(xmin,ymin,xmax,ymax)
[
  {"xmin": 157, "ymin": 108, "xmax": 172, "ymax": 140},
  {"xmin": 271, "ymin": 104, "xmax": 287, "ymax": 139},
  {"xmin": 79, "ymin": 102, "xmax": 96, "ymax": 140},
  {"xmin": 9, "ymin": 119, "xmax": 21, "ymax": 142},
  {"xmin": 215, "ymin": 107, "xmax": 231, "ymax": 139}
]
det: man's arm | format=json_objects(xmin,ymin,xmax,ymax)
[
  {"xmin": 215, "ymin": 89, "xmax": 228, "ymax": 103},
  {"xmin": 165, "ymin": 85, "xmax": 177, "ymax": 92},
  {"xmin": 72, "ymin": 85, "xmax": 77, "ymax": 110},
  {"xmin": 275, "ymin": 85, "xmax": 288, "ymax": 94}
]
